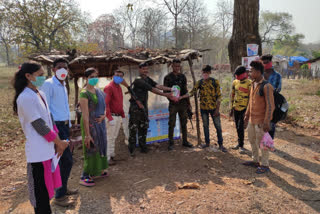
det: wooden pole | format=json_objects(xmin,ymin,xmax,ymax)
[
  {"xmin": 65, "ymin": 77, "xmax": 70, "ymax": 97},
  {"xmin": 74, "ymin": 77, "xmax": 79, "ymax": 107},
  {"xmin": 187, "ymin": 58, "xmax": 201, "ymax": 145}
]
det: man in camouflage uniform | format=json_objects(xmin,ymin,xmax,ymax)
[
  {"xmin": 164, "ymin": 58, "xmax": 193, "ymax": 150},
  {"xmin": 128, "ymin": 62, "xmax": 174, "ymax": 156}
]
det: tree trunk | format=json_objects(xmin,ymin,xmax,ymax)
[
  {"xmin": 228, "ymin": 0, "xmax": 262, "ymax": 73},
  {"xmin": 175, "ymin": 15, "xmax": 178, "ymax": 48},
  {"xmin": 4, "ymin": 42, "xmax": 10, "ymax": 66},
  {"xmin": 188, "ymin": 58, "xmax": 201, "ymax": 145}
]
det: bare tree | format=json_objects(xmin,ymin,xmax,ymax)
[
  {"xmin": 228, "ymin": 0, "xmax": 262, "ymax": 73},
  {"xmin": 0, "ymin": 10, "xmax": 15, "ymax": 65},
  {"xmin": 87, "ymin": 14, "xmax": 121, "ymax": 51},
  {"xmin": 117, "ymin": 0, "xmax": 144, "ymax": 48},
  {"xmin": 214, "ymin": 0, "xmax": 233, "ymax": 64},
  {"xmin": 181, "ymin": 0, "xmax": 208, "ymax": 49},
  {"xmin": 138, "ymin": 8, "xmax": 166, "ymax": 48},
  {"xmin": 163, "ymin": 0, "xmax": 189, "ymax": 48}
]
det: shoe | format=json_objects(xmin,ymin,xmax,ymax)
[
  {"xmin": 182, "ymin": 142, "xmax": 193, "ymax": 148},
  {"xmin": 53, "ymin": 196, "xmax": 75, "ymax": 207},
  {"xmin": 168, "ymin": 144, "xmax": 174, "ymax": 151},
  {"xmin": 239, "ymin": 147, "xmax": 247, "ymax": 154},
  {"xmin": 92, "ymin": 171, "xmax": 109, "ymax": 179},
  {"xmin": 66, "ymin": 188, "xmax": 78, "ymax": 195},
  {"xmin": 219, "ymin": 145, "xmax": 227, "ymax": 153},
  {"xmin": 79, "ymin": 176, "xmax": 95, "ymax": 187},
  {"xmin": 232, "ymin": 145, "xmax": 240, "ymax": 150},
  {"xmin": 242, "ymin": 161, "xmax": 260, "ymax": 167},
  {"xmin": 201, "ymin": 144, "xmax": 210, "ymax": 149},
  {"xmin": 256, "ymin": 166, "xmax": 270, "ymax": 174}
]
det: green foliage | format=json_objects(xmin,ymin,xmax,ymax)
[
  {"xmin": 2, "ymin": 0, "xmax": 87, "ymax": 53},
  {"xmin": 272, "ymin": 34, "xmax": 305, "ymax": 56},
  {"xmin": 260, "ymin": 11, "xmax": 294, "ymax": 45},
  {"xmin": 312, "ymin": 50, "xmax": 320, "ymax": 58}
]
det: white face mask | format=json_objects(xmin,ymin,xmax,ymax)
[{"xmin": 56, "ymin": 68, "xmax": 68, "ymax": 80}]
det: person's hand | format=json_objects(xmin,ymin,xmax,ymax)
[
  {"xmin": 168, "ymin": 94, "xmax": 179, "ymax": 102},
  {"xmin": 229, "ymin": 108, "xmax": 234, "ymax": 117},
  {"xmin": 213, "ymin": 109, "xmax": 220, "ymax": 117},
  {"xmin": 244, "ymin": 116, "xmax": 249, "ymax": 129},
  {"xmin": 109, "ymin": 119, "xmax": 116, "ymax": 126},
  {"xmin": 55, "ymin": 140, "xmax": 68, "ymax": 158},
  {"xmin": 95, "ymin": 115, "xmax": 105, "ymax": 124},
  {"xmin": 84, "ymin": 135, "xmax": 93, "ymax": 149},
  {"xmin": 263, "ymin": 122, "xmax": 270, "ymax": 132}
]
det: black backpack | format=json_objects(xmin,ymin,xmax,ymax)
[{"xmin": 259, "ymin": 81, "xmax": 288, "ymax": 123}]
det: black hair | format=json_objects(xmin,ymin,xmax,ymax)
[
  {"xmin": 172, "ymin": 58, "xmax": 181, "ymax": 64},
  {"xmin": 250, "ymin": 60, "xmax": 264, "ymax": 74},
  {"xmin": 202, "ymin": 65, "xmax": 212, "ymax": 73},
  {"xmin": 234, "ymin": 65, "xmax": 246, "ymax": 75},
  {"xmin": 84, "ymin": 67, "xmax": 97, "ymax": 78},
  {"xmin": 261, "ymin": 54, "xmax": 273, "ymax": 61},
  {"xmin": 53, "ymin": 58, "xmax": 69, "ymax": 68},
  {"xmin": 139, "ymin": 62, "xmax": 149, "ymax": 68},
  {"xmin": 12, "ymin": 62, "xmax": 42, "ymax": 114},
  {"xmin": 114, "ymin": 70, "xmax": 124, "ymax": 76}
]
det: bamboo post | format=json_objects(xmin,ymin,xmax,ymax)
[
  {"xmin": 65, "ymin": 77, "xmax": 70, "ymax": 97},
  {"xmin": 74, "ymin": 77, "xmax": 79, "ymax": 107},
  {"xmin": 187, "ymin": 58, "xmax": 201, "ymax": 145}
]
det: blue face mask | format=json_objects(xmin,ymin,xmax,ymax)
[
  {"xmin": 113, "ymin": 76, "xmax": 123, "ymax": 84},
  {"xmin": 31, "ymin": 76, "xmax": 46, "ymax": 87},
  {"xmin": 88, "ymin": 77, "xmax": 99, "ymax": 86}
]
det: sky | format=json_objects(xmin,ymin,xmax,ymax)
[{"xmin": 77, "ymin": 0, "xmax": 320, "ymax": 44}]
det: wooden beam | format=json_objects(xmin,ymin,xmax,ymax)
[
  {"xmin": 187, "ymin": 58, "xmax": 201, "ymax": 145},
  {"xmin": 74, "ymin": 77, "xmax": 79, "ymax": 108}
]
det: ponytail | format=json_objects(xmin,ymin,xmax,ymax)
[{"xmin": 12, "ymin": 62, "xmax": 41, "ymax": 114}]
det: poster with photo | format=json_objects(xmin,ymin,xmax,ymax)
[
  {"xmin": 242, "ymin": 56, "xmax": 260, "ymax": 70},
  {"xmin": 247, "ymin": 44, "xmax": 259, "ymax": 56}
]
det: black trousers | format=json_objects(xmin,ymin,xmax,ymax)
[
  {"xmin": 30, "ymin": 162, "xmax": 52, "ymax": 214},
  {"xmin": 55, "ymin": 122, "xmax": 73, "ymax": 199},
  {"xmin": 234, "ymin": 109, "xmax": 246, "ymax": 147}
]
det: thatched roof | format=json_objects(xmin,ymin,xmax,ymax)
[{"xmin": 30, "ymin": 48, "xmax": 208, "ymax": 78}]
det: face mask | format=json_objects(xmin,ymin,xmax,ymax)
[
  {"xmin": 56, "ymin": 68, "xmax": 68, "ymax": 80},
  {"xmin": 113, "ymin": 76, "xmax": 123, "ymax": 84},
  {"xmin": 236, "ymin": 73, "xmax": 248, "ymax": 80},
  {"xmin": 88, "ymin": 77, "xmax": 99, "ymax": 86},
  {"xmin": 263, "ymin": 62, "xmax": 272, "ymax": 70},
  {"xmin": 31, "ymin": 76, "xmax": 46, "ymax": 87}
]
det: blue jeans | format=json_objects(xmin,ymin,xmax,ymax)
[
  {"xmin": 200, "ymin": 109, "xmax": 223, "ymax": 146},
  {"xmin": 55, "ymin": 122, "xmax": 73, "ymax": 199}
]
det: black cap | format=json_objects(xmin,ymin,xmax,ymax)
[
  {"xmin": 139, "ymin": 61, "xmax": 149, "ymax": 68},
  {"xmin": 202, "ymin": 65, "xmax": 212, "ymax": 73},
  {"xmin": 234, "ymin": 66, "xmax": 246, "ymax": 75}
]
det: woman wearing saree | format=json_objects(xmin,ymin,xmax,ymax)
[{"xmin": 79, "ymin": 67, "xmax": 108, "ymax": 186}]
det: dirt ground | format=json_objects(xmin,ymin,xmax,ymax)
[{"xmin": 0, "ymin": 76, "xmax": 320, "ymax": 214}]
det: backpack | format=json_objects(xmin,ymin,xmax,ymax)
[
  {"xmin": 259, "ymin": 81, "xmax": 289, "ymax": 123},
  {"xmin": 198, "ymin": 77, "xmax": 219, "ymax": 99}
]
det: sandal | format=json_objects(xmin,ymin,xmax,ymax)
[
  {"xmin": 79, "ymin": 176, "xmax": 95, "ymax": 187},
  {"xmin": 242, "ymin": 161, "xmax": 260, "ymax": 167},
  {"xmin": 256, "ymin": 166, "xmax": 270, "ymax": 174},
  {"xmin": 92, "ymin": 171, "xmax": 109, "ymax": 179}
]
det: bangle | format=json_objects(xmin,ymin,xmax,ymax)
[{"xmin": 85, "ymin": 136, "xmax": 90, "ymax": 139}]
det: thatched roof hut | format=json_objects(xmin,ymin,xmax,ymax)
[{"xmin": 30, "ymin": 48, "xmax": 207, "ymax": 78}]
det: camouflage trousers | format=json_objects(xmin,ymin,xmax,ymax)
[
  {"xmin": 168, "ymin": 103, "xmax": 188, "ymax": 145},
  {"xmin": 128, "ymin": 106, "xmax": 149, "ymax": 153}
]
